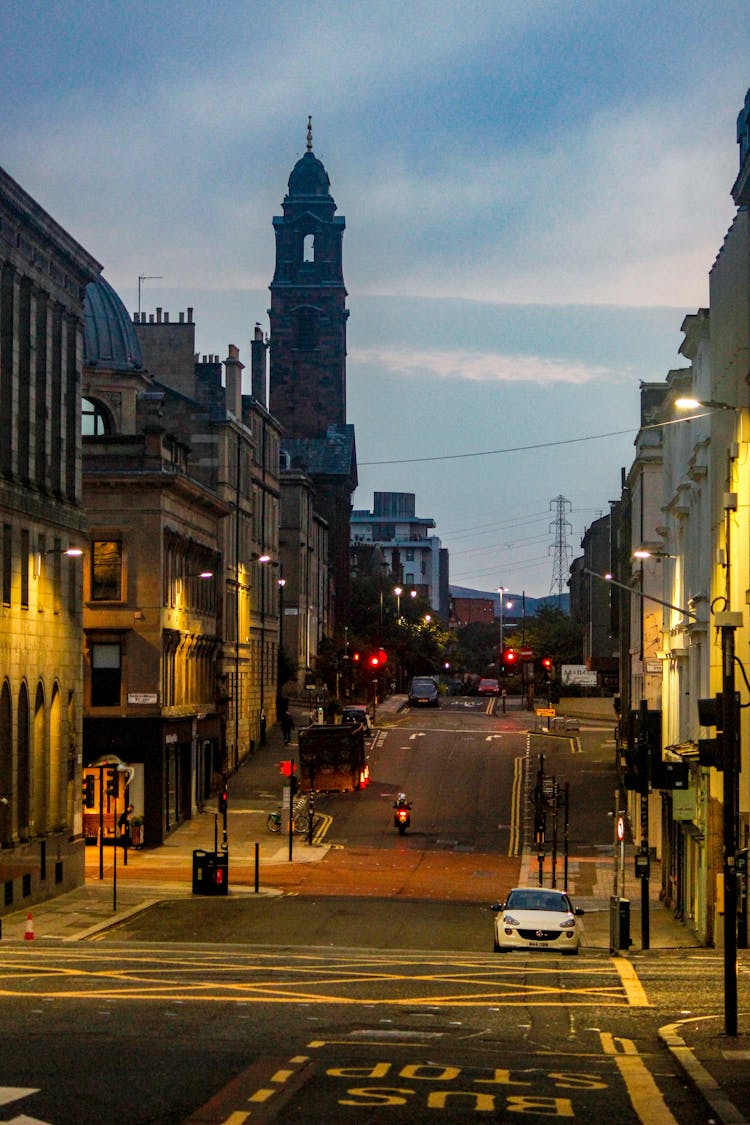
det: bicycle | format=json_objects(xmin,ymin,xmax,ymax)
[{"xmin": 266, "ymin": 795, "xmax": 310, "ymax": 834}]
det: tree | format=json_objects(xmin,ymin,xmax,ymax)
[{"xmin": 515, "ymin": 605, "xmax": 583, "ymax": 666}]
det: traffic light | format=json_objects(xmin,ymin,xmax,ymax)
[
  {"xmin": 105, "ymin": 765, "xmax": 119, "ymax": 798},
  {"xmin": 367, "ymin": 648, "xmax": 388, "ymax": 669},
  {"xmin": 218, "ymin": 786, "xmax": 228, "ymax": 814},
  {"xmin": 540, "ymin": 657, "xmax": 553, "ymax": 680},
  {"xmin": 698, "ymin": 693, "xmax": 728, "ymax": 771},
  {"xmin": 623, "ymin": 705, "xmax": 661, "ymax": 794},
  {"xmin": 501, "ymin": 648, "xmax": 518, "ymax": 675},
  {"xmin": 82, "ymin": 774, "xmax": 95, "ymax": 808}
]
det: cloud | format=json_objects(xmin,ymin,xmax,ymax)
[{"xmin": 354, "ymin": 345, "xmax": 613, "ymax": 386}]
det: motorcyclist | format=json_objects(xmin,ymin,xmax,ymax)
[{"xmin": 393, "ymin": 792, "xmax": 411, "ymax": 810}]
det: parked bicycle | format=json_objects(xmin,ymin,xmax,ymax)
[{"xmin": 266, "ymin": 795, "xmax": 310, "ymax": 834}]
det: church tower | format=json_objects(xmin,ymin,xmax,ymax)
[
  {"xmin": 268, "ymin": 120, "xmax": 357, "ymax": 641},
  {"xmin": 269, "ymin": 117, "xmax": 348, "ymax": 436}
]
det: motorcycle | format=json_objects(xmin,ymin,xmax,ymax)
[{"xmin": 393, "ymin": 795, "xmax": 411, "ymax": 836}]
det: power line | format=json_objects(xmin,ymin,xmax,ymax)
[{"xmin": 359, "ymin": 427, "xmax": 634, "ymax": 466}]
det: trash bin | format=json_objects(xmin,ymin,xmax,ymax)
[
  {"xmin": 192, "ymin": 849, "xmax": 229, "ymax": 896},
  {"xmin": 213, "ymin": 849, "xmax": 228, "ymax": 896},
  {"xmin": 609, "ymin": 896, "xmax": 631, "ymax": 952}
]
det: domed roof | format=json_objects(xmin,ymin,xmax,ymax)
[
  {"xmin": 84, "ymin": 276, "xmax": 143, "ymax": 371},
  {"xmin": 286, "ymin": 116, "xmax": 333, "ymax": 200},
  {"xmin": 288, "ymin": 150, "xmax": 331, "ymax": 198}
]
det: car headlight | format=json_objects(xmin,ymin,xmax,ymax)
[
  {"xmin": 559, "ymin": 917, "xmax": 576, "ymax": 930},
  {"xmin": 503, "ymin": 914, "xmax": 520, "ymax": 926}
]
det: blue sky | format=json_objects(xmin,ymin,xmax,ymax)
[{"xmin": 3, "ymin": 1, "xmax": 750, "ymax": 595}]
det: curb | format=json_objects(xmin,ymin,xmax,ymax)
[{"xmin": 659, "ymin": 1017, "xmax": 750, "ymax": 1125}]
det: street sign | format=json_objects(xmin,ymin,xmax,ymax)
[
  {"xmin": 520, "ymin": 647, "xmax": 534, "ymax": 660},
  {"xmin": 617, "ymin": 815, "xmax": 625, "ymax": 841},
  {"xmin": 536, "ymin": 707, "xmax": 556, "ymax": 717},
  {"xmin": 561, "ymin": 664, "xmax": 597, "ymax": 686}
]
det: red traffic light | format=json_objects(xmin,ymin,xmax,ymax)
[
  {"xmin": 541, "ymin": 657, "xmax": 553, "ymax": 670},
  {"xmin": 278, "ymin": 759, "xmax": 297, "ymax": 777},
  {"xmin": 503, "ymin": 648, "xmax": 518, "ymax": 665},
  {"xmin": 368, "ymin": 648, "xmax": 388, "ymax": 668}
]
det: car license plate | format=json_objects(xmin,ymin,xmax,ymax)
[{"xmin": 528, "ymin": 940, "xmax": 548, "ymax": 948}]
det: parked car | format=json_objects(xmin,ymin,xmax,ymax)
[
  {"xmin": 477, "ymin": 677, "xmax": 501, "ymax": 696},
  {"xmin": 408, "ymin": 676, "xmax": 439, "ymax": 707},
  {"xmin": 341, "ymin": 705, "xmax": 372, "ymax": 737},
  {"xmin": 491, "ymin": 887, "xmax": 584, "ymax": 955}
]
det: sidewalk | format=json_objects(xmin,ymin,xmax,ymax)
[{"xmin": 1, "ymin": 693, "xmax": 748, "ymax": 1122}]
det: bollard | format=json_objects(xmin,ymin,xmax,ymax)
[{"xmin": 254, "ymin": 841, "xmax": 259, "ymax": 893}]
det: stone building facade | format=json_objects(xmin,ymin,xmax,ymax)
[
  {"xmin": 0, "ymin": 166, "xmax": 101, "ymax": 910},
  {"xmin": 133, "ymin": 309, "xmax": 282, "ymax": 758}
]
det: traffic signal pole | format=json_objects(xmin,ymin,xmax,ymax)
[{"xmin": 718, "ymin": 612, "xmax": 741, "ymax": 1036}]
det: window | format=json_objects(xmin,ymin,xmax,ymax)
[
  {"xmin": 20, "ymin": 529, "xmax": 29, "ymax": 608},
  {"xmin": 91, "ymin": 540, "xmax": 122, "ymax": 601},
  {"xmin": 303, "ymin": 233, "xmax": 315, "ymax": 262},
  {"xmin": 82, "ymin": 397, "xmax": 110, "ymax": 436},
  {"xmin": 1, "ymin": 524, "xmax": 10, "ymax": 606},
  {"xmin": 294, "ymin": 309, "xmax": 317, "ymax": 351},
  {"xmin": 91, "ymin": 643, "xmax": 121, "ymax": 707}
]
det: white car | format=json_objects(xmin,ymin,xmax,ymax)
[{"xmin": 491, "ymin": 887, "xmax": 583, "ymax": 955}]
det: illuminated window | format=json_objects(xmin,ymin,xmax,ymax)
[{"xmin": 91, "ymin": 540, "xmax": 122, "ymax": 600}]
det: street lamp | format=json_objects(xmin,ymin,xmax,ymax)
[
  {"xmin": 497, "ymin": 587, "xmax": 513, "ymax": 652},
  {"xmin": 394, "ymin": 586, "xmax": 403, "ymax": 619},
  {"xmin": 675, "ymin": 396, "xmax": 739, "ymax": 412}
]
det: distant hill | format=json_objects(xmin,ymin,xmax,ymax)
[{"xmin": 450, "ymin": 586, "xmax": 570, "ymax": 617}]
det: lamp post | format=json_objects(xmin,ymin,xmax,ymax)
[
  {"xmin": 257, "ymin": 554, "xmax": 283, "ymax": 745},
  {"xmin": 278, "ymin": 570, "xmax": 286, "ymax": 697},
  {"xmin": 394, "ymin": 586, "xmax": 403, "ymax": 620},
  {"xmin": 497, "ymin": 588, "xmax": 514, "ymax": 653},
  {"xmin": 257, "ymin": 554, "xmax": 271, "ymax": 745}
]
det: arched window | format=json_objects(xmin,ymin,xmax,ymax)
[
  {"xmin": 82, "ymin": 397, "xmax": 111, "ymax": 436},
  {"xmin": 16, "ymin": 682, "xmax": 29, "ymax": 838},
  {"xmin": 303, "ymin": 233, "xmax": 315, "ymax": 263}
]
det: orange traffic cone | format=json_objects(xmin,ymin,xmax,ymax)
[{"xmin": 24, "ymin": 912, "xmax": 34, "ymax": 941}]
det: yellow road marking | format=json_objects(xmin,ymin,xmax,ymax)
[
  {"xmin": 600, "ymin": 1033, "xmax": 679, "ymax": 1124},
  {"xmin": 612, "ymin": 956, "xmax": 650, "ymax": 1007},
  {"xmin": 508, "ymin": 754, "xmax": 523, "ymax": 855}
]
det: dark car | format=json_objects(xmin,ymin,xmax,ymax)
[
  {"xmin": 341, "ymin": 705, "xmax": 372, "ymax": 737},
  {"xmin": 408, "ymin": 677, "xmax": 439, "ymax": 707}
]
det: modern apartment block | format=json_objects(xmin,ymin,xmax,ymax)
[{"xmin": 351, "ymin": 492, "xmax": 449, "ymax": 621}]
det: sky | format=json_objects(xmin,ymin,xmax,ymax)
[{"xmin": 2, "ymin": 1, "xmax": 750, "ymax": 597}]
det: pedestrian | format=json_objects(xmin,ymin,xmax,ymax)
[
  {"xmin": 118, "ymin": 803, "xmax": 134, "ymax": 844},
  {"xmin": 281, "ymin": 712, "xmax": 295, "ymax": 744}
]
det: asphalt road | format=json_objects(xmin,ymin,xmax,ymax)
[
  {"xmin": 0, "ymin": 699, "xmax": 721, "ymax": 1124},
  {"xmin": 0, "ymin": 943, "xmax": 717, "ymax": 1125}
]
